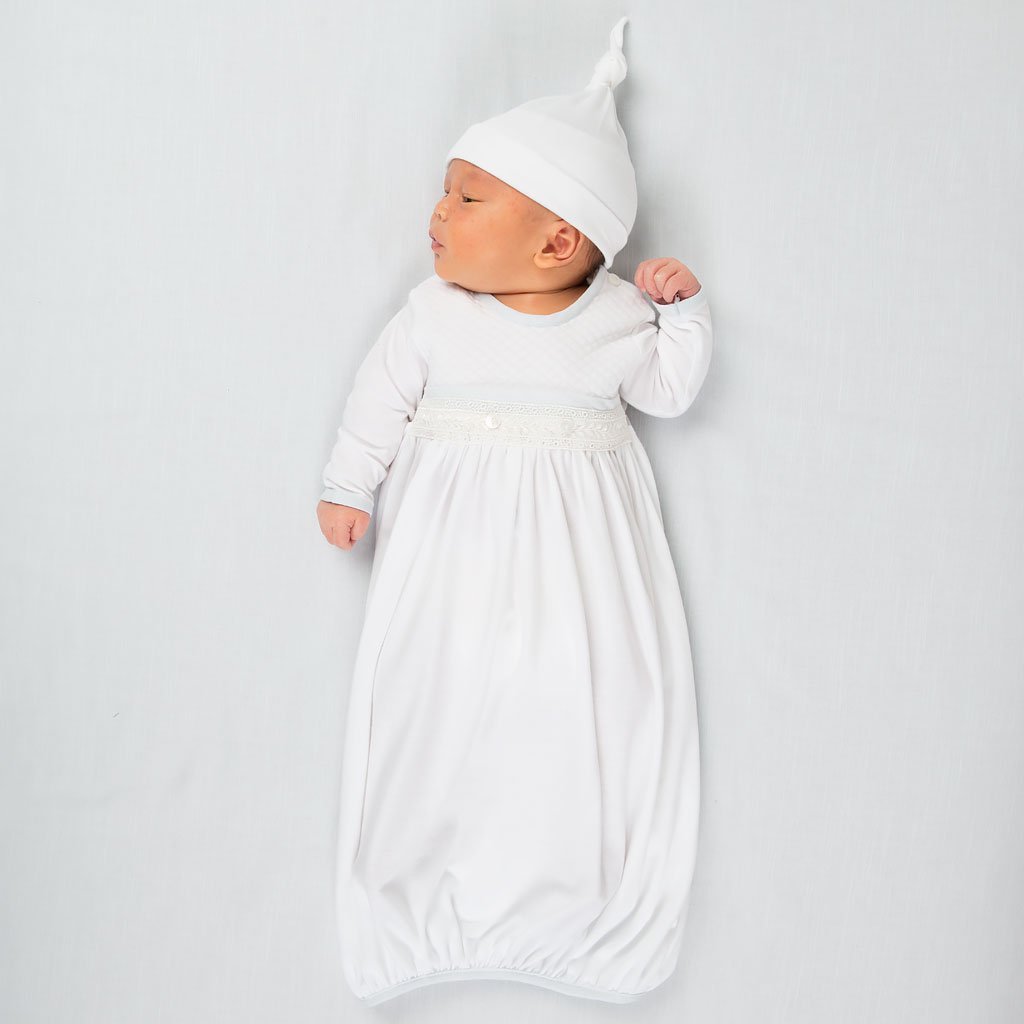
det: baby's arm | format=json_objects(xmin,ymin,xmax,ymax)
[
  {"xmin": 318, "ymin": 301, "xmax": 428, "ymax": 548},
  {"xmin": 619, "ymin": 259, "xmax": 713, "ymax": 418}
]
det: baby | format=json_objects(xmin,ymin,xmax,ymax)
[
  {"xmin": 318, "ymin": 16, "xmax": 714, "ymax": 1009},
  {"xmin": 317, "ymin": 158, "xmax": 706, "ymax": 550}
]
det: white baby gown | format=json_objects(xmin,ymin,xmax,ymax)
[{"xmin": 321, "ymin": 262, "xmax": 713, "ymax": 1006}]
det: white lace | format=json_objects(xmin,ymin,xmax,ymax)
[{"xmin": 407, "ymin": 396, "xmax": 634, "ymax": 450}]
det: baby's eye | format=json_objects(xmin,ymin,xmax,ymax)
[{"xmin": 461, "ymin": 195, "xmax": 476, "ymax": 203}]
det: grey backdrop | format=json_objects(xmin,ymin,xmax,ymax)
[{"xmin": 2, "ymin": 2, "xmax": 1021, "ymax": 1022}]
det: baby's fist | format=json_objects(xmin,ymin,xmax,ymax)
[
  {"xmin": 635, "ymin": 258, "xmax": 701, "ymax": 304},
  {"xmin": 317, "ymin": 500, "xmax": 370, "ymax": 551}
]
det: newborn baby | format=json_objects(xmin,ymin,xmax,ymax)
[
  {"xmin": 318, "ymin": 155, "xmax": 706, "ymax": 549},
  {"xmin": 317, "ymin": 16, "xmax": 714, "ymax": 1008}
]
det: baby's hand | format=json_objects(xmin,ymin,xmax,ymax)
[
  {"xmin": 317, "ymin": 500, "xmax": 371, "ymax": 551},
  {"xmin": 635, "ymin": 257, "xmax": 702, "ymax": 304}
]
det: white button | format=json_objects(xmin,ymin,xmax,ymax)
[{"xmin": 484, "ymin": 414, "xmax": 500, "ymax": 429}]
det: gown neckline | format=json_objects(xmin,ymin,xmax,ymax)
[{"xmin": 472, "ymin": 264, "xmax": 608, "ymax": 327}]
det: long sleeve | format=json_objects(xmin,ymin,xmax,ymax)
[
  {"xmin": 320, "ymin": 302, "xmax": 429, "ymax": 517},
  {"xmin": 618, "ymin": 286, "xmax": 714, "ymax": 418}
]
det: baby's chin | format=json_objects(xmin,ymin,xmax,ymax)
[
  {"xmin": 432, "ymin": 262, "xmax": 471, "ymax": 290},
  {"xmin": 432, "ymin": 255, "xmax": 519, "ymax": 295}
]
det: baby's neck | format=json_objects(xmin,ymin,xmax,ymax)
[{"xmin": 489, "ymin": 274, "xmax": 593, "ymax": 315}]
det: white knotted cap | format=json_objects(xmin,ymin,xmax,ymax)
[{"xmin": 445, "ymin": 16, "xmax": 636, "ymax": 270}]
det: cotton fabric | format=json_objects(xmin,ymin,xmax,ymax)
[{"xmin": 321, "ymin": 264, "xmax": 713, "ymax": 1005}]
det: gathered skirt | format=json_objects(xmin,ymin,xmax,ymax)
[{"xmin": 333, "ymin": 395, "xmax": 701, "ymax": 1006}]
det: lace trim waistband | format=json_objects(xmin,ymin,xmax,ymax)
[{"xmin": 407, "ymin": 396, "xmax": 634, "ymax": 451}]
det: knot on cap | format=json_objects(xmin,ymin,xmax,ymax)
[{"xmin": 586, "ymin": 16, "xmax": 629, "ymax": 91}]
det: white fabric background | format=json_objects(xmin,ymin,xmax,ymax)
[{"xmin": 2, "ymin": 2, "xmax": 1021, "ymax": 1021}]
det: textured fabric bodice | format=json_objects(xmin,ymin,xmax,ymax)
[{"xmin": 413, "ymin": 268, "xmax": 653, "ymax": 410}]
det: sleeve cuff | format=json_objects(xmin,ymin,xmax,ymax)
[
  {"xmin": 653, "ymin": 286, "xmax": 708, "ymax": 322},
  {"xmin": 319, "ymin": 486, "xmax": 375, "ymax": 515}
]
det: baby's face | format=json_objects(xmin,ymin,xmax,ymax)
[{"xmin": 429, "ymin": 159, "xmax": 574, "ymax": 292}]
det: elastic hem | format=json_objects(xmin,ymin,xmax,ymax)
[{"xmin": 359, "ymin": 964, "xmax": 647, "ymax": 1006}]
